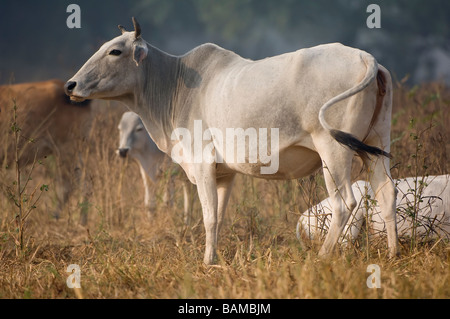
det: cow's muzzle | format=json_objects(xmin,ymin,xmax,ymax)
[
  {"xmin": 64, "ymin": 81, "xmax": 77, "ymax": 95},
  {"xmin": 64, "ymin": 81, "xmax": 86, "ymax": 102},
  {"xmin": 118, "ymin": 148, "xmax": 129, "ymax": 158}
]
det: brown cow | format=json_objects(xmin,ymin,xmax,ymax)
[{"xmin": 0, "ymin": 79, "xmax": 92, "ymax": 220}]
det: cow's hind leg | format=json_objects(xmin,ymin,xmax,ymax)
[
  {"xmin": 364, "ymin": 155, "xmax": 399, "ymax": 258},
  {"xmin": 315, "ymin": 140, "xmax": 357, "ymax": 257}
]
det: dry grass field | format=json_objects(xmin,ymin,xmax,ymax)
[{"xmin": 0, "ymin": 81, "xmax": 449, "ymax": 299}]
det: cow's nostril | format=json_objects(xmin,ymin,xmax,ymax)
[
  {"xmin": 64, "ymin": 81, "xmax": 77, "ymax": 95},
  {"xmin": 118, "ymin": 148, "xmax": 129, "ymax": 158}
]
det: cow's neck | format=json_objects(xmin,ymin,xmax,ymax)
[
  {"xmin": 130, "ymin": 44, "xmax": 186, "ymax": 154},
  {"xmin": 130, "ymin": 43, "xmax": 213, "ymax": 156}
]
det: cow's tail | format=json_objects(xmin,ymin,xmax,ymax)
[{"xmin": 318, "ymin": 52, "xmax": 391, "ymax": 160}]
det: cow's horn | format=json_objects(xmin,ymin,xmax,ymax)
[
  {"xmin": 132, "ymin": 17, "xmax": 141, "ymax": 38},
  {"xmin": 118, "ymin": 25, "xmax": 127, "ymax": 34}
]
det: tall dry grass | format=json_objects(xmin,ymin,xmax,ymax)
[{"xmin": 0, "ymin": 83, "xmax": 449, "ymax": 299}]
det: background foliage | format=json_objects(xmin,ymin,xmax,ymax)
[{"xmin": 1, "ymin": 0, "xmax": 449, "ymax": 84}]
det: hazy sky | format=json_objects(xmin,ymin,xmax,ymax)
[{"xmin": 1, "ymin": 1, "xmax": 449, "ymax": 84}]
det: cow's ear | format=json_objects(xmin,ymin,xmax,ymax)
[{"xmin": 133, "ymin": 41, "xmax": 148, "ymax": 66}]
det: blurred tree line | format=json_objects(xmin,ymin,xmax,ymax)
[{"xmin": 0, "ymin": 0, "xmax": 449, "ymax": 84}]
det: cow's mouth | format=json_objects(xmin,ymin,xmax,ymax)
[{"xmin": 70, "ymin": 95, "xmax": 87, "ymax": 102}]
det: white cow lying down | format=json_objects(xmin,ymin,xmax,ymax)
[
  {"xmin": 297, "ymin": 175, "xmax": 450, "ymax": 244},
  {"xmin": 118, "ymin": 111, "xmax": 193, "ymax": 223}
]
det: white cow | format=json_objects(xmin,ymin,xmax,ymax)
[
  {"xmin": 65, "ymin": 18, "xmax": 399, "ymax": 264},
  {"xmin": 297, "ymin": 175, "xmax": 450, "ymax": 244},
  {"xmin": 117, "ymin": 111, "xmax": 192, "ymax": 224}
]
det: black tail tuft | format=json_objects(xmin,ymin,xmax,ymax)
[{"xmin": 330, "ymin": 129, "xmax": 392, "ymax": 160}]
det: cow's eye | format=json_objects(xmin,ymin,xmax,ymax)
[{"xmin": 109, "ymin": 49, "xmax": 122, "ymax": 56}]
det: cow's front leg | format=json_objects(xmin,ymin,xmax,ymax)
[
  {"xmin": 139, "ymin": 164, "xmax": 156, "ymax": 218},
  {"xmin": 194, "ymin": 163, "xmax": 218, "ymax": 265}
]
